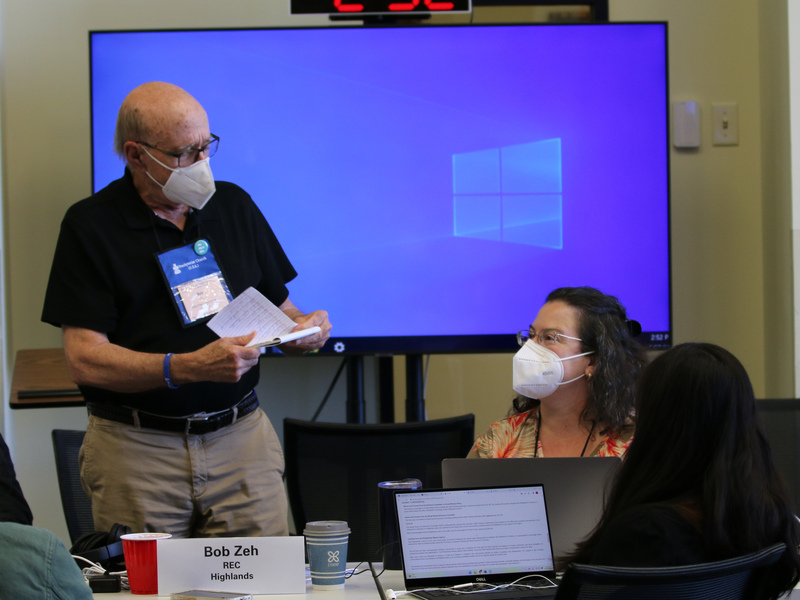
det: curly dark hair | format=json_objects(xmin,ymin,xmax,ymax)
[{"xmin": 511, "ymin": 286, "xmax": 646, "ymax": 433}]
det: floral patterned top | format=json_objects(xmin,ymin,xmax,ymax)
[{"xmin": 469, "ymin": 407, "xmax": 635, "ymax": 458}]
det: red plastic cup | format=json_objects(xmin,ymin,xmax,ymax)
[{"xmin": 121, "ymin": 533, "xmax": 172, "ymax": 594}]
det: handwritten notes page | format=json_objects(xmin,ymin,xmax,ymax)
[{"xmin": 207, "ymin": 287, "xmax": 320, "ymax": 348}]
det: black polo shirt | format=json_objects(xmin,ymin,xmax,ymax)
[{"xmin": 42, "ymin": 170, "xmax": 297, "ymax": 416}]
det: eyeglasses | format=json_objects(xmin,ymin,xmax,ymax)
[
  {"xmin": 516, "ymin": 328, "xmax": 583, "ymax": 347},
  {"xmin": 138, "ymin": 134, "xmax": 219, "ymax": 167}
]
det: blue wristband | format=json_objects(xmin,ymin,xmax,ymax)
[{"xmin": 163, "ymin": 353, "xmax": 179, "ymax": 390}]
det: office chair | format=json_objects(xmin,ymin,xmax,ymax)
[
  {"xmin": 756, "ymin": 399, "xmax": 800, "ymax": 515},
  {"xmin": 51, "ymin": 429, "xmax": 94, "ymax": 545},
  {"xmin": 554, "ymin": 542, "xmax": 786, "ymax": 600},
  {"xmin": 283, "ymin": 414, "xmax": 475, "ymax": 563}
]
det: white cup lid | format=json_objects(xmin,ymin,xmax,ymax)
[
  {"xmin": 121, "ymin": 532, "xmax": 173, "ymax": 540},
  {"xmin": 304, "ymin": 520, "xmax": 350, "ymax": 535}
]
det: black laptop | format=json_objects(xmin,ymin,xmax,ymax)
[{"xmin": 394, "ymin": 485, "xmax": 558, "ymax": 600}]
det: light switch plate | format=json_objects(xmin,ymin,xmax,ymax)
[{"xmin": 712, "ymin": 102, "xmax": 739, "ymax": 146}]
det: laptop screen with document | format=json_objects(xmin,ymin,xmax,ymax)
[
  {"xmin": 394, "ymin": 485, "xmax": 556, "ymax": 590},
  {"xmin": 441, "ymin": 457, "xmax": 620, "ymax": 560}
]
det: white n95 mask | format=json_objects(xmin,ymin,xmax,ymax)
[
  {"xmin": 142, "ymin": 146, "xmax": 216, "ymax": 210},
  {"xmin": 512, "ymin": 340, "xmax": 594, "ymax": 400}
]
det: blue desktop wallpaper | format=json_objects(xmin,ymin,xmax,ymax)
[{"xmin": 91, "ymin": 24, "xmax": 669, "ymax": 350}]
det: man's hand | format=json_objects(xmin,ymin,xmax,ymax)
[
  {"xmin": 287, "ymin": 310, "xmax": 332, "ymax": 352},
  {"xmin": 277, "ymin": 298, "xmax": 332, "ymax": 355},
  {"xmin": 171, "ymin": 332, "xmax": 261, "ymax": 384}
]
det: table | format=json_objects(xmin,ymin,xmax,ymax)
[
  {"xmin": 10, "ymin": 348, "xmax": 83, "ymax": 408},
  {"xmin": 310, "ymin": 569, "xmax": 800, "ymax": 600},
  {"xmin": 92, "ymin": 564, "xmax": 405, "ymax": 599},
  {"xmin": 89, "ymin": 563, "xmax": 800, "ymax": 598}
]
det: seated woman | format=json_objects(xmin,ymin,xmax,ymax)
[
  {"xmin": 562, "ymin": 343, "xmax": 800, "ymax": 598},
  {"xmin": 468, "ymin": 286, "xmax": 645, "ymax": 458}
]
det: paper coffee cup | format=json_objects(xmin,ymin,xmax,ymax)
[
  {"xmin": 121, "ymin": 532, "xmax": 172, "ymax": 594},
  {"xmin": 304, "ymin": 521, "xmax": 350, "ymax": 590}
]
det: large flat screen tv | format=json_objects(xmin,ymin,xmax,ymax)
[{"xmin": 90, "ymin": 22, "xmax": 670, "ymax": 355}]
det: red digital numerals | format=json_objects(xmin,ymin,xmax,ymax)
[
  {"xmin": 334, "ymin": 0, "xmax": 456, "ymax": 12},
  {"xmin": 387, "ymin": 0, "xmax": 418, "ymax": 9},
  {"xmin": 334, "ymin": 0, "xmax": 364, "ymax": 11}
]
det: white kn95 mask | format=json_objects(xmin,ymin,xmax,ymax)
[
  {"xmin": 142, "ymin": 145, "xmax": 216, "ymax": 210},
  {"xmin": 512, "ymin": 340, "xmax": 594, "ymax": 400}
]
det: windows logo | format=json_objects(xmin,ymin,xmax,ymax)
[{"xmin": 452, "ymin": 139, "xmax": 562, "ymax": 248}]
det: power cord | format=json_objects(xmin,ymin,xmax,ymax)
[
  {"xmin": 345, "ymin": 561, "xmax": 372, "ymax": 579},
  {"xmin": 73, "ymin": 554, "xmax": 129, "ymax": 592},
  {"xmin": 310, "ymin": 358, "xmax": 347, "ymax": 421},
  {"xmin": 385, "ymin": 573, "xmax": 558, "ymax": 598}
]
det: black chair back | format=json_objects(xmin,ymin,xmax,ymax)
[
  {"xmin": 554, "ymin": 542, "xmax": 786, "ymax": 600},
  {"xmin": 51, "ymin": 429, "xmax": 94, "ymax": 544},
  {"xmin": 283, "ymin": 414, "xmax": 475, "ymax": 563},
  {"xmin": 757, "ymin": 399, "xmax": 800, "ymax": 515}
]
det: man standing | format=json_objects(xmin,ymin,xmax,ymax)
[{"xmin": 42, "ymin": 81, "xmax": 331, "ymax": 537}]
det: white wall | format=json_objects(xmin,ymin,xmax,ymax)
[
  {"xmin": 0, "ymin": 0, "xmax": 792, "ymax": 543},
  {"xmin": 789, "ymin": 2, "xmax": 800, "ymax": 397},
  {"xmin": 759, "ymin": 0, "xmax": 793, "ymax": 398}
]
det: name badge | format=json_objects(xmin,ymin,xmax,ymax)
[
  {"xmin": 156, "ymin": 239, "xmax": 234, "ymax": 327},
  {"xmin": 157, "ymin": 536, "xmax": 306, "ymax": 595}
]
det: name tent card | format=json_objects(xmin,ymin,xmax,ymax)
[{"xmin": 157, "ymin": 536, "xmax": 306, "ymax": 595}]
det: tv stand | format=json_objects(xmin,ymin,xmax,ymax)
[
  {"xmin": 405, "ymin": 353, "xmax": 425, "ymax": 422},
  {"xmin": 344, "ymin": 354, "xmax": 426, "ymax": 424},
  {"xmin": 346, "ymin": 356, "xmax": 365, "ymax": 423}
]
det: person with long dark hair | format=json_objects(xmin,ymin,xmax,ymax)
[
  {"xmin": 468, "ymin": 286, "xmax": 646, "ymax": 458},
  {"xmin": 562, "ymin": 342, "xmax": 800, "ymax": 598}
]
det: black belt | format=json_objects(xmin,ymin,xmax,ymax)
[{"xmin": 87, "ymin": 391, "xmax": 258, "ymax": 435}]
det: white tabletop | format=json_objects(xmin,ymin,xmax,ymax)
[{"xmin": 92, "ymin": 564, "xmax": 406, "ymax": 600}]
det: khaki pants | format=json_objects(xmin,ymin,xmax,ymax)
[{"xmin": 79, "ymin": 408, "xmax": 288, "ymax": 538}]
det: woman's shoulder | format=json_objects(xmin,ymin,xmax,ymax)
[
  {"xmin": 470, "ymin": 408, "xmax": 539, "ymax": 458},
  {"xmin": 589, "ymin": 504, "xmax": 707, "ymax": 567},
  {"xmin": 596, "ymin": 414, "xmax": 635, "ymax": 457},
  {"xmin": 607, "ymin": 504, "xmax": 692, "ymax": 529}
]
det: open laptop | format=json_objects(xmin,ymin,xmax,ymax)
[
  {"xmin": 393, "ymin": 485, "xmax": 558, "ymax": 600},
  {"xmin": 441, "ymin": 458, "xmax": 620, "ymax": 561}
]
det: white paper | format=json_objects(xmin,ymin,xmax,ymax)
[{"xmin": 207, "ymin": 287, "xmax": 320, "ymax": 348}]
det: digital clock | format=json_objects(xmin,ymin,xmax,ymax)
[{"xmin": 290, "ymin": 0, "xmax": 472, "ymax": 15}]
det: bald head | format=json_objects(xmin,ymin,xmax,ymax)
[{"xmin": 114, "ymin": 82, "xmax": 209, "ymax": 158}]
